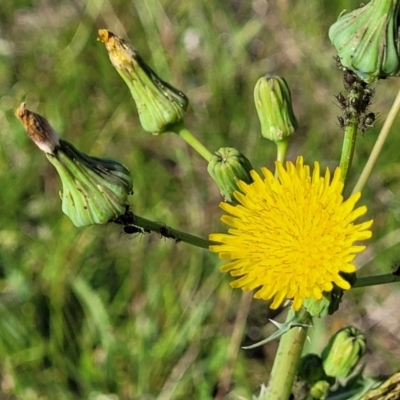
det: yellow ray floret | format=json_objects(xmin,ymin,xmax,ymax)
[{"xmin": 209, "ymin": 156, "xmax": 373, "ymax": 310}]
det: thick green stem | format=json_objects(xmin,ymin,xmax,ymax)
[
  {"xmin": 173, "ymin": 122, "xmax": 213, "ymax": 162},
  {"xmin": 353, "ymin": 273, "xmax": 400, "ymax": 288},
  {"xmin": 339, "ymin": 120, "xmax": 358, "ymax": 184},
  {"xmin": 263, "ymin": 309, "xmax": 311, "ymax": 400},
  {"xmin": 123, "ymin": 214, "xmax": 216, "ymax": 249},
  {"xmin": 353, "ymin": 88, "xmax": 400, "ymax": 194}
]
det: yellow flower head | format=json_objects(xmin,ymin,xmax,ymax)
[{"xmin": 209, "ymin": 157, "xmax": 373, "ymax": 310}]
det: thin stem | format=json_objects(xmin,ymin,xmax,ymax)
[
  {"xmin": 276, "ymin": 139, "xmax": 288, "ymax": 164},
  {"xmin": 123, "ymin": 213, "xmax": 216, "ymax": 249},
  {"xmin": 339, "ymin": 120, "xmax": 358, "ymax": 184},
  {"xmin": 353, "ymin": 88, "xmax": 400, "ymax": 194},
  {"xmin": 353, "ymin": 273, "xmax": 400, "ymax": 288},
  {"xmin": 173, "ymin": 122, "xmax": 214, "ymax": 162},
  {"xmin": 214, "ymin": 291, "xmax": 253, "ymax": 400},
  {"xmin": 263, "ymin": 309, "xmax": 311, "ymax": 400}
]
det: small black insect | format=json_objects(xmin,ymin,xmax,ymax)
[
  {"xmin": 335, "ymin": 92, "xmax": 347, "ymax": 109},
  {"xmin": 122, "ymin": 225, "xmax": 144, "ymax": 235},
  {"xmin": 359, "ymin": 88, "xmax": 374, "ymax": 113},
  {"xmin": 343, "ymin": 71, "xmax": 357, "ymax": 90},
  {"xmin": 361, "ymin": 112, "xmax": 375, "ymax": 133},
  {"xmin": 337, "ymin": 116, "xmax": 346, "ymax": 129},
  {"xmin": 333, "ymin": 55, "xmax": 346, "ymax": 71},
  {"xmin": 350, "ymin": 96, "xmax": 362, "ymax": 113}
]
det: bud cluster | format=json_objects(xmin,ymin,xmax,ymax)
[{"xmin": 297, "ymin": 326, "xmax": 367, "ymax": 398}]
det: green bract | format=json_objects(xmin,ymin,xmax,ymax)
[
  {"xmin": 322, "ymin": 326, "xmax": 366, "ymax": 379},
  {"xmin": 16, "ymin": 103, "xmax": 133, "ymax": 227},
  {"xmin": 329, "ymin": 0, "xmax": 400, "ymax": 83},
  {"xmin": 98, "ymin": 29, "xmax": 189, "ymax": 134},
  {"xmin": 254, "ymin": 75, "xmax": 298, "ymax": 143},
  {"xmin": 207, "ymin": 147, "xmax": 253, "ymax": 202}
]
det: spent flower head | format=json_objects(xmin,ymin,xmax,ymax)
[
  {"xmin": 16, "ymin": 103, "xmax": 133, "ymax": 227},
  {"xmin": 98, "ymin": 29, "xmax": 189, "ymax": 134},
  {"xmin": 209, "ymin": 157, "xmax": 373, "ymax": 310}
]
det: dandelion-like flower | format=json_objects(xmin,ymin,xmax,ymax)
[{"xmin": 209, "ymin": 157, "xmax": 373, "ymax": 310}]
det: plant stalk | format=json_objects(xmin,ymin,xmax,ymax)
[
  {"xmin": 116, "ymin": 213, "xmax": 216, "ymax": 249},
  {"xmin": 353, "ymin": 88, "xmax": 400, "ymax": 194},
  {"xmin": 339, "ymin": 120, "xmax": 358, "ymax": 184},
  {"xmin": 353, "ymin": 273, "xmax": 400, "ymax": 288},
  {"xmin": 263, "ymin": 308, "xmax": 311, "ymax": 400},
  {"xmin": 174, "ymin": 122, "xmax": 214, "ymax": 162}
]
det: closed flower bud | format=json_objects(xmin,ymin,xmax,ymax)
[
  {"xmin": 310, "ymin": 380, "xmax": 330, "ymax": 399},
  {"xmin": 254, "ymin": 75, "xmax": 298, "ymax": 143},
  {"xmin": 207, "ymin": 147, "xmax": 253, "ymax": 202},
  {"xmin": 98, "ymin": 29, "xmax": 189, "ymax": 134},
  {"xmin": 298, "ymin": 354, "xmax": 327, "ymax": 384},
  {"xmin": 329, "ymin": 0, "xmax": 400, "ymax": 83},
  {"xmin": 322, "ymin": 326, "xmax": 366, "ymax": 379},
  {"xmin": 16, "ymin": 104, "xmax": 133, "ymax": 227}
]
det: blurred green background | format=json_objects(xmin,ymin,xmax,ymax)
[{"xmin": 1, "ymin": 1, "xmax": 400, "ymax": 399}]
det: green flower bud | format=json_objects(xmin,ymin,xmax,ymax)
[
  {"xmin": 298, "ymin": 354, "xmax": 327, "ymax": 384},
  {"xmin": 310, "ymin": 380, "xmax": 330, "ymax": 399},
  {"xmin": 16, "ymin": 103, "xmax": 133, "ymax": 227},
  {"xmin": 329, "ymin": 0, "xmax": 400, "ymax": 83},
  {"xmin": 207, "ymin": 147, "xmax": 253, "ymax": 202},
  {"xmin": 322, "ymin": 326, "xmax": 366, "ymax": 379},
  {"xmin": 98, "ymin": 29, "xmax": 189, "ymax": 134},
  {"xmin": 254, "ymin": 75, "xmax": 298, "ymax": 143}
]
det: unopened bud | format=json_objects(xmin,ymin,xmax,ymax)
[
  {"xmin": 329, "ymin": 0, "xmax": 400, "ymax": 83},
  {"xmin": 207, "ymin": 147, "xmax": 253, "ymax": 202},
  {"xmin": 16, "ymin": 104, "xmax": 133, "ymax": 227},
  {"xmin": 322, "ymin": 326, "xmax": 366, "ymax": 379},
  {"xmin": 254, "ymin": 75, "xmax": 298, "ymax": 143},
  {"xmin": 98, "ymin": 29, "xmax": 189, "ymax": 134},
  {"xmin": 310, "ymin": 380, "xmax": 331, "ymax": 399}
]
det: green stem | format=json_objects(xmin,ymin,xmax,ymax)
[
  {"xmin": 124, "ymin": 214, "xmax": 216, "ymax": 249},
  {"xmin": 263, "ymin": 309, "xmax": 311, "ymax": 400},
  {"xmin": 276, "ymin": 139, "xmax": 288, "ymax": 164},
  {"xmin": 353, "ymin": 273, "xmax": 400, "ymax": 288},
  {"xmin": 352, "ymin": 88, "xmax": 400, "ymax": 194},
  {"xmin": 339, "ymin": 120, "xmax": 358, "ymax": 184},
  {"xmin": 173, "ymin": 122, "xmax": 214, "ymax": 162}
]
